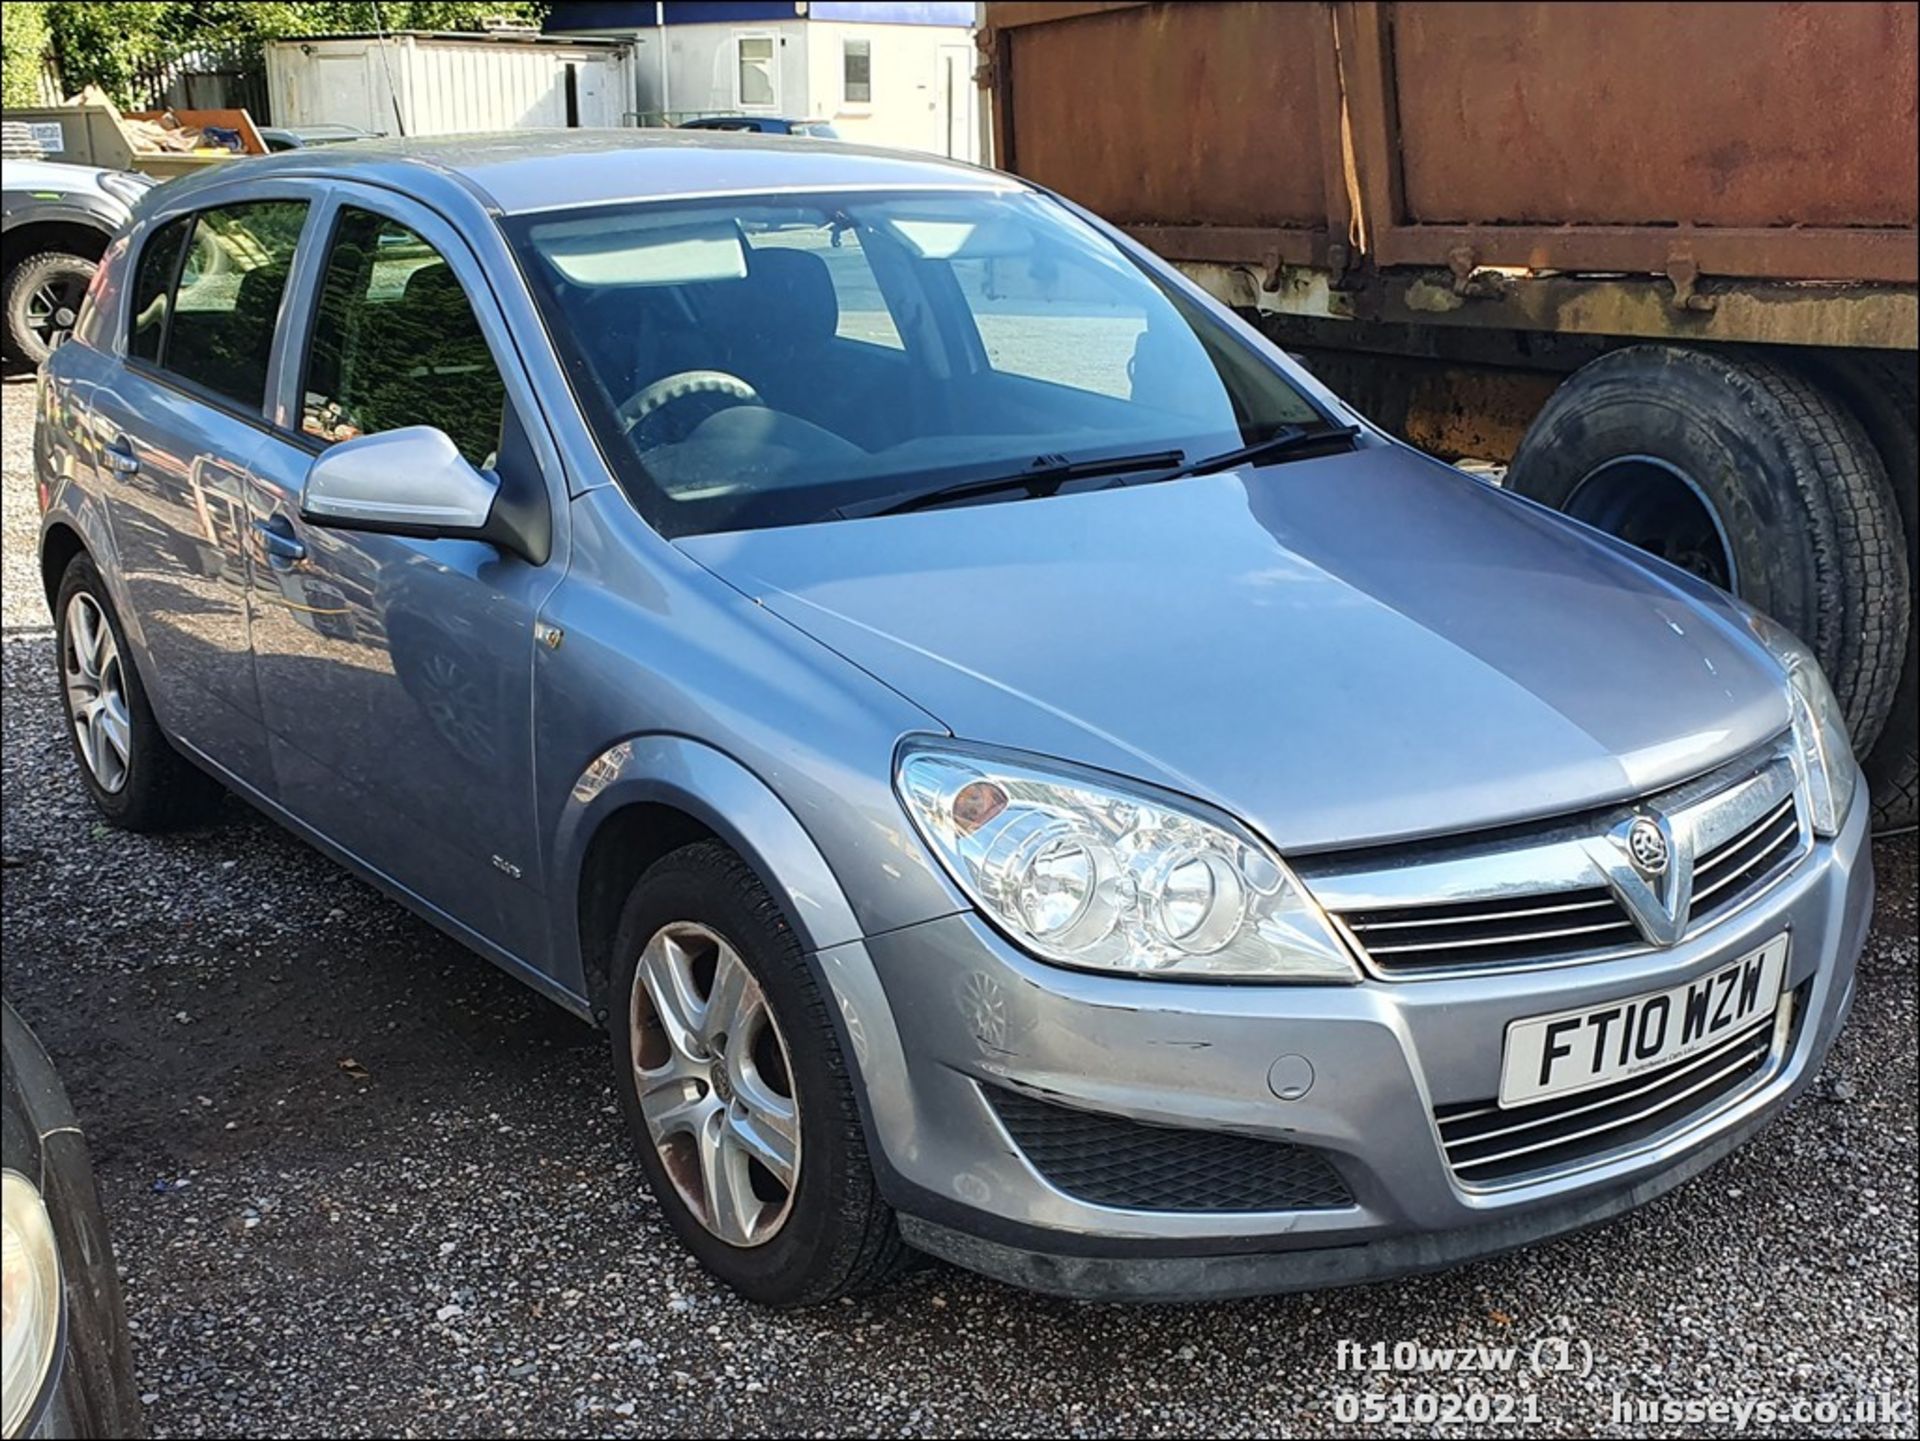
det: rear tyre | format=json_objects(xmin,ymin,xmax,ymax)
[
  {"xmin": 607, "ymin": 840, "xmax": 910, "ymax": 1305},
  {"xmin": 1507, "ymin": 346, "xmax": 1910, "ymax": 758},
  {"xmin": 1800, "ymin": 354, "xmax": 1918, "ymax": 833},
  {"xmin": 4, "ymin": 251, "xmax": 96, "ymax": 365},
  {"xmin": 54, "ymin": 555, "xmax": 225, "ymax": 832}
]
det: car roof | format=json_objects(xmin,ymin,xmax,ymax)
[{"xmin": 156, "ymin": 129, "xmax": 1015, "ymax": 217}]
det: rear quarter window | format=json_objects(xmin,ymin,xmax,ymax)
[{"xmin": 127, "ymin": 218, "xmax": 191, "ymax": 363}]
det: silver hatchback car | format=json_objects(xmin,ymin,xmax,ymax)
[{"xmin": 34, "ymin": 133, "xmax": 1871, "ymax": 1305}]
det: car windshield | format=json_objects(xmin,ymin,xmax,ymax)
[{"xmin": 504, "ymin": 188, "xmax": 1326, "ymax": 536}]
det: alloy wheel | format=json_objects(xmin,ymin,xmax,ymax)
[
  {"xmin": 25, "ymin": 271, "xmax": 88, "ymax": 350},
  {"xmin": 629, "ymin": 921, "xmax": 801, "ymax": 1247},
  {"xmin": 62, "ymin": 593, "xmax": 131, "ymax": 793}
]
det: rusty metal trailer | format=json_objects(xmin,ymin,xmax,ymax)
[{"xmin": 980, "ymin": 0, "xmax": 1920, "ymax": 828}]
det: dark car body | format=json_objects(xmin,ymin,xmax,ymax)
[
  {"xmin": 678, "ymin": 115, "xmax": 841, "ymax": 138},
  {"xmin": 1, "ymin": 161, "xmax": 153, "ymax": 361},
  {"xmin": 0, "ymin": 166, "xmax": 133, "ymax": 252},
  {"xmin": 256, "ymin": 124, "xmax": 379, "ymax": 153},
  {"xmin": 0, "ymin": 1004, "xmax": 141, "ymax": 1439}
]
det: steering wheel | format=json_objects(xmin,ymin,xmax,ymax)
[{"xmin": 616, "ymin": 369, "xmax": 763, "ymax": 444}]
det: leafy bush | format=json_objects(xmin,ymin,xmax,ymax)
[{"xmin": 1, "ymin": 1, "xmax": 53, "ymax": 107}]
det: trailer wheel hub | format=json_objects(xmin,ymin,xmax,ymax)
[{"xmin": 1564, "ymin": 455, "xmax": 1739, "ymax": 592}]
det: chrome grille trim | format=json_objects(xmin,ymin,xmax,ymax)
[
  {"xmin": 1434, "ymin": 988, "xmax": 1798, "ymax": 1188},
  {"xmin": 1448, "ymin": 1025, "xmax": 1769, "ymax": 1159},
  {"xmin": 1301, "ymin": 736, "xmax": 1810, "ymax": 979},
  {"xmin": 1691, "ymin": 797, "xmax": 1801, "ymax": 915},
  {"xmin": 1359, "ymin": 913, "xmax": 1638, "ymax": 956},
  {"xmin": 1353, "ymin": 892, "xmax": 1620, "ymax": 931},
  {"xmin": 1341, "ymin": 886, "xmax": 1642, "ymax": 965}
]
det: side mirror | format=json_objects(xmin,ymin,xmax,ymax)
[{"xmin": 300, "ymin": 425, "xmax": 527, "ymax": 549}]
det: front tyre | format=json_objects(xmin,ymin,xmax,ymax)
[
  {"xmin": 608, "ymin": 841, "xmax": 910, "ymax": 1305},
  {"xmin": 55, "ymin": 555, "xmax": 224, "ymax": 831}
]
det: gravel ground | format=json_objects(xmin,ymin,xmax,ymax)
[{"xmin": 2, "ymin": 371, "xmax": 1915, "ymax": 1438}]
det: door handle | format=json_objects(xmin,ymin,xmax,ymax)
[
  {"xmin": 103, "ymin": 436, "xmax": 140, "ymax": 475},
  {"xmin": 253, "ymin": 515, "xmax": 307, "ymax": 568}
]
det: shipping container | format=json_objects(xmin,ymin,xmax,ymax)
[
  {"xmin": 982, "ymin": 0, "xmax": 1920, "ymax": 829},
  {"xmin": 265, "ymin": 31, "xmax": 636, "ymax": 138}
]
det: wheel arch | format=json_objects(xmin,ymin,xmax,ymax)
[
  {"xmin": 39, "ymin": 518, "xmax": 87, "ymax": 608},
  {"xmin": 557, "ymin": 736, "xmax": 924, "ymax": 1203},
  {"xmin": 553, "ymin": 735, "xmax": 870, "ymax": 1020},
  {"xmin": 2, "ymin": 217, "xmax": 115, "ymax": 274},
  {"xmin": 39, "ymin": 503, "xmax": 162, "ymax": 717}
]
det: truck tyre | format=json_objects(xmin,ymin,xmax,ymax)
[
  {"xmin": 607, "ymin": 840, "xmax": 911, "ymax": 1305},
  {"xmin": 4, "ymin": 251, "xmax": 97, "ymax": 365},
  {"xmin": 1507, "ymin": 345, "xmax": 1910, "ymax": 760},
  {"xmin": 1802, "ymin": 355, "xmax": 1918, "ymax": 832}
]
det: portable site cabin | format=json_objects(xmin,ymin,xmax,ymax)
[
  {"xmin": 264, "ymin": 30, "xmax": 638, "ymax": 138},
  {"xmin": 545, "ymin": 2, "xmax": 981, "ymax": 161}
]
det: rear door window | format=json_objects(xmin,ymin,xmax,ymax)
[
  {"xmin": 300, "ymin": 206, "xmax": 507, "ymax": 468},
  {"xmin": 134, "ymin": 200, "xmax": 308, "ymax": 412}
]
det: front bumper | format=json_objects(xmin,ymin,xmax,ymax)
[{"xmin": 840, "ymin": 791, "xmax": 1871, "ymax": 1300}]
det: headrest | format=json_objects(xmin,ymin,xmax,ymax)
[
  {"xmin": 401, "ymin": 261, "xmax": 469, "ymax": 314},
  {"xmin": 233, "ymin": 263, "xmax": 288, "ymax": 319},
  {"xmin": 744, "ymin": 247, "xmax": 838, "ymax": 347}
]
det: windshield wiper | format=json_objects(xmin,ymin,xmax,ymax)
[
  {"xmin": 832, "ymin": 424, "xmax": 1356, "ymax": 521},
  {"xmin": 836, "ymin": 448, "xmax": 1185, "ymax": 520},
  {"xmin": 1153, "ymin": 421, "xmax": 1362, "ymax": 482}
]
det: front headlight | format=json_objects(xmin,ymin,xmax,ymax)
[
  {"xmin": 1745, "ymin": 611, "xmax": 1857, "ymax": 836},
  {"xmin": 896, "ymin": 743, "xmax": 1359, "ymax": 981},
  {"xmin": 2, "ymin": 1170, "xmax": 63, "ymax": 1438}
]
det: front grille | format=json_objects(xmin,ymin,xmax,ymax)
[
  {"xmin": 1691, "ymin": 794, "xmax": 1801, "ymax": 923},
  {"xmin": 985, "ymin": 1087, "xmax": 1353, "ymax": 1212},
  {"xmin": 1304, "ymin": 741, "xmax": 1808, "ymax": 978},
  {"xmin": 1434, "ymin": 984, "xmax": 1804, "ymax": 1186},
  {"xmin": 1344, "ymin": 887, "xmax": 1642, "ymax": 973}
]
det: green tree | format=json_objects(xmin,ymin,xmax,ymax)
[
  {"xmin": 43, "ymin": 3, "xmax": 168, "ymax": 106},
  {"xmin": 49, "ymin": 2, "xmax": 545, "ymax": 107},
  {"xmin": 1, "ymin": 1, "xmax": 54, "ymax": 107}
]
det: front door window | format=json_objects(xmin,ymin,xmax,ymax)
[{"xmin": 300, "ymin": 207, "xmax": 507, "ymax": 468}]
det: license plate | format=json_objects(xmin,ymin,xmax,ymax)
[{"xmin": 1499, "ymin": 934, "xmax": 1789, "ymax": 1108}]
